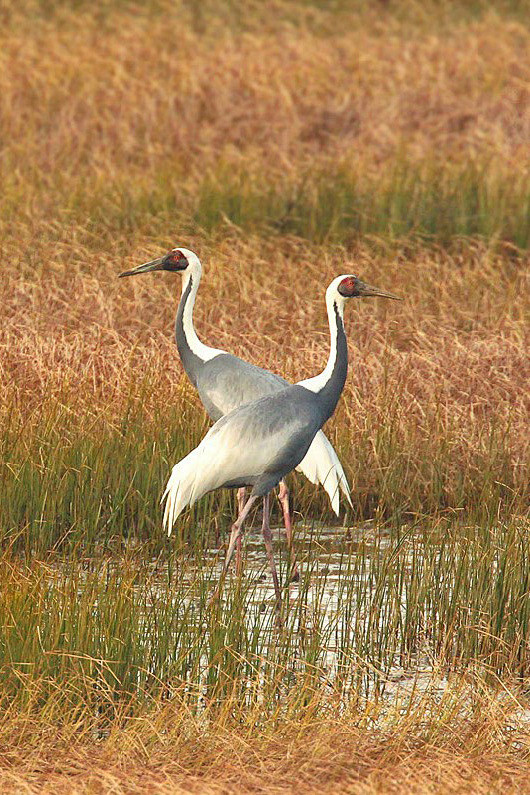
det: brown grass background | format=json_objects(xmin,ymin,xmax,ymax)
[{"xmin": 2, "ymin": 0, "xmax": 529, "ymax": 512}]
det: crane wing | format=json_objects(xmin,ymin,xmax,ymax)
[
  {"xmin": 295, "ymin": 430, "xmax": 352, "ymax": 516},
  {"xmin": 198, "ymin": 354, "xmax": 287, "ymax": 420},
  {"xmin": 162, "ymin": 388, "xmax": 318, "ymax": 534}
]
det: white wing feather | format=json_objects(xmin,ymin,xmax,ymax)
[
  {"xmin": 295, "ymin": 430, "xmax": 352, "ymax": 516},
  {"xmin": 162, "ymin": 424, "xmax": 352, "ymax": 533},
  {"xmin": 162, "ymin": 412, "xmax": 305, "ymax": 535}
]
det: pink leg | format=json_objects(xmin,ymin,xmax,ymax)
[
  {"xmin": 278, "ymin": 480, "xmax": 299, "ymax": 582},
  {"xmin": 209, "ymin": 494, "xmax": 258, "ymax": 605},
  {"xmin": 235, "ymin": 487, "xmax": 246, "ymax": 576},
  {"xmin": 260, "ymin": 494, "xmax": 282, "ymax": 612}
]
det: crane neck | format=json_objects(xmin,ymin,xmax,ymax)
[
  {"xmin": 175, "ymin": 264, "xmax": 223, "ymax": 383},
  {"xmin": 297, "ymin": 291, "xmax": 348, "ymax": 423}
]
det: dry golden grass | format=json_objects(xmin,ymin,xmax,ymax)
[
  {"xmin": 1, "ymin": 730, "xmax": 529, "ymax": 794},
  {"xmin": 2, "ymin": 235, "xmax": 529, "ymax": 516},
  {"xmin": 1, "ymin": 0, "xmax": 529, "ymax": 256},
  {"xmin": 0, "ymin": 678, "xmax": 529, "ymax": 794},
  {"xmin": 2, "ymin": 2, "xmax": 529, "ymax": 180}
]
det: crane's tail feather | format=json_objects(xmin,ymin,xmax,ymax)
[
  {"xmin": 161, "ymin": 448, "xmax": 206, "ymax": 536},
  {"xmin": 295, "ymin": 430, "xmax": 352, "ymax": 516}
]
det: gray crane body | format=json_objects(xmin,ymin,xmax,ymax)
[
  {"xmin": 205, "ymin": 380, "xmax": 342, "ymax": 497},
  {"xmin": 183, "ymin": 298, "xmax": 347, "ymax": 498}
]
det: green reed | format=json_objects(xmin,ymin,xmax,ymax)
[
  {"xmin": 1, "ymin": 512, "xmax": 530, "ymax": 721},
  {"xmin": 3, "ymin": 156, "xmax": 528, "ymax": 256},
  {"xmin": 1, "ymin": 369, "xmax": 526, "ymax": 556},
  {"xmin": 193, "ymin": 159, "xmax": 530, "ymax": 250},
  {"xmin": 5, "ymin": 0, "xmax": 530, "ymax": 35},
  {"xmin": 1, "ymin": 362, "xmax": 528, "ymax": 720}
]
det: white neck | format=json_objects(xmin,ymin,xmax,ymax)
[
  {"xmin": 179, "ymin": 250, "xmax": 224, "ymax": 363},
  {"xmin": 297, "ymin": 279, "xmax": 347, "ymax": 394}
]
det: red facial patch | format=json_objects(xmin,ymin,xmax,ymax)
[{"xmin": 338, "ymin": 276, "xmax": 357, "ymax": 297}]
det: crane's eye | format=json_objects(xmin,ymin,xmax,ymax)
[{"xmin": 338, "ymin": 276, "xmax": 358, "ymax": 297}]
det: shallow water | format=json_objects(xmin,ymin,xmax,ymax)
[
  {"xmin": 33, "ymin": 518, "xmax": 530, "ymax": 731},
  {"xmin": 138, "ymin": 519, "xmax": 449, "ymax": 710}
]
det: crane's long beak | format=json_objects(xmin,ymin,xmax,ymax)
[
  {"xmin": 119, "ymin": 257, "xmax": 165, "ymax": 278},
  {"xmin": 358, "ymin": 281, "xmax": 402, "ymax": 300}
]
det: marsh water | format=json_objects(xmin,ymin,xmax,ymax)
[
  {"xmin": 26, "ymin": 514, "xmax": 529, "ymax": 730},
  {"xmin": 130, "ymin": 519, "xmax": 451, "ymax": 708}
]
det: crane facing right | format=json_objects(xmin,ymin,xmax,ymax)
[{"xmin": 162, "ymin": 274, "xmax": 401, "ymax": 611}]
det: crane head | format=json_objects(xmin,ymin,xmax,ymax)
[
  {"xmin": 119, "ymin": 247, "xmax": 194, "ymax": 278},
  {"xmin": 336, "ymin": 275, "xmax": 401, "ymax": 300}
]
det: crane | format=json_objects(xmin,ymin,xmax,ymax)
[
  {"xmin": 158, "ymin": 274, "xmax": 401, "ymax": 609},
  {"xmin": 120, "ymin": 248, "xmax": 352, "ymax": 579}
]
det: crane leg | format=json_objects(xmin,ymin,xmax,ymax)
[
  {"xmin": 278, "ymin": 480, "xmax": 299, "ymax": 583},
  {"xmin": 260, "ymin": 493, "xmax": 282, "ymax": 612},
  {"xmin": 235, "ymin": 487, "xmax": 246, "ymax": 576},
  {"xmin": 210, "ymin": 494, "xmax": 258, "ymax": 605}
]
